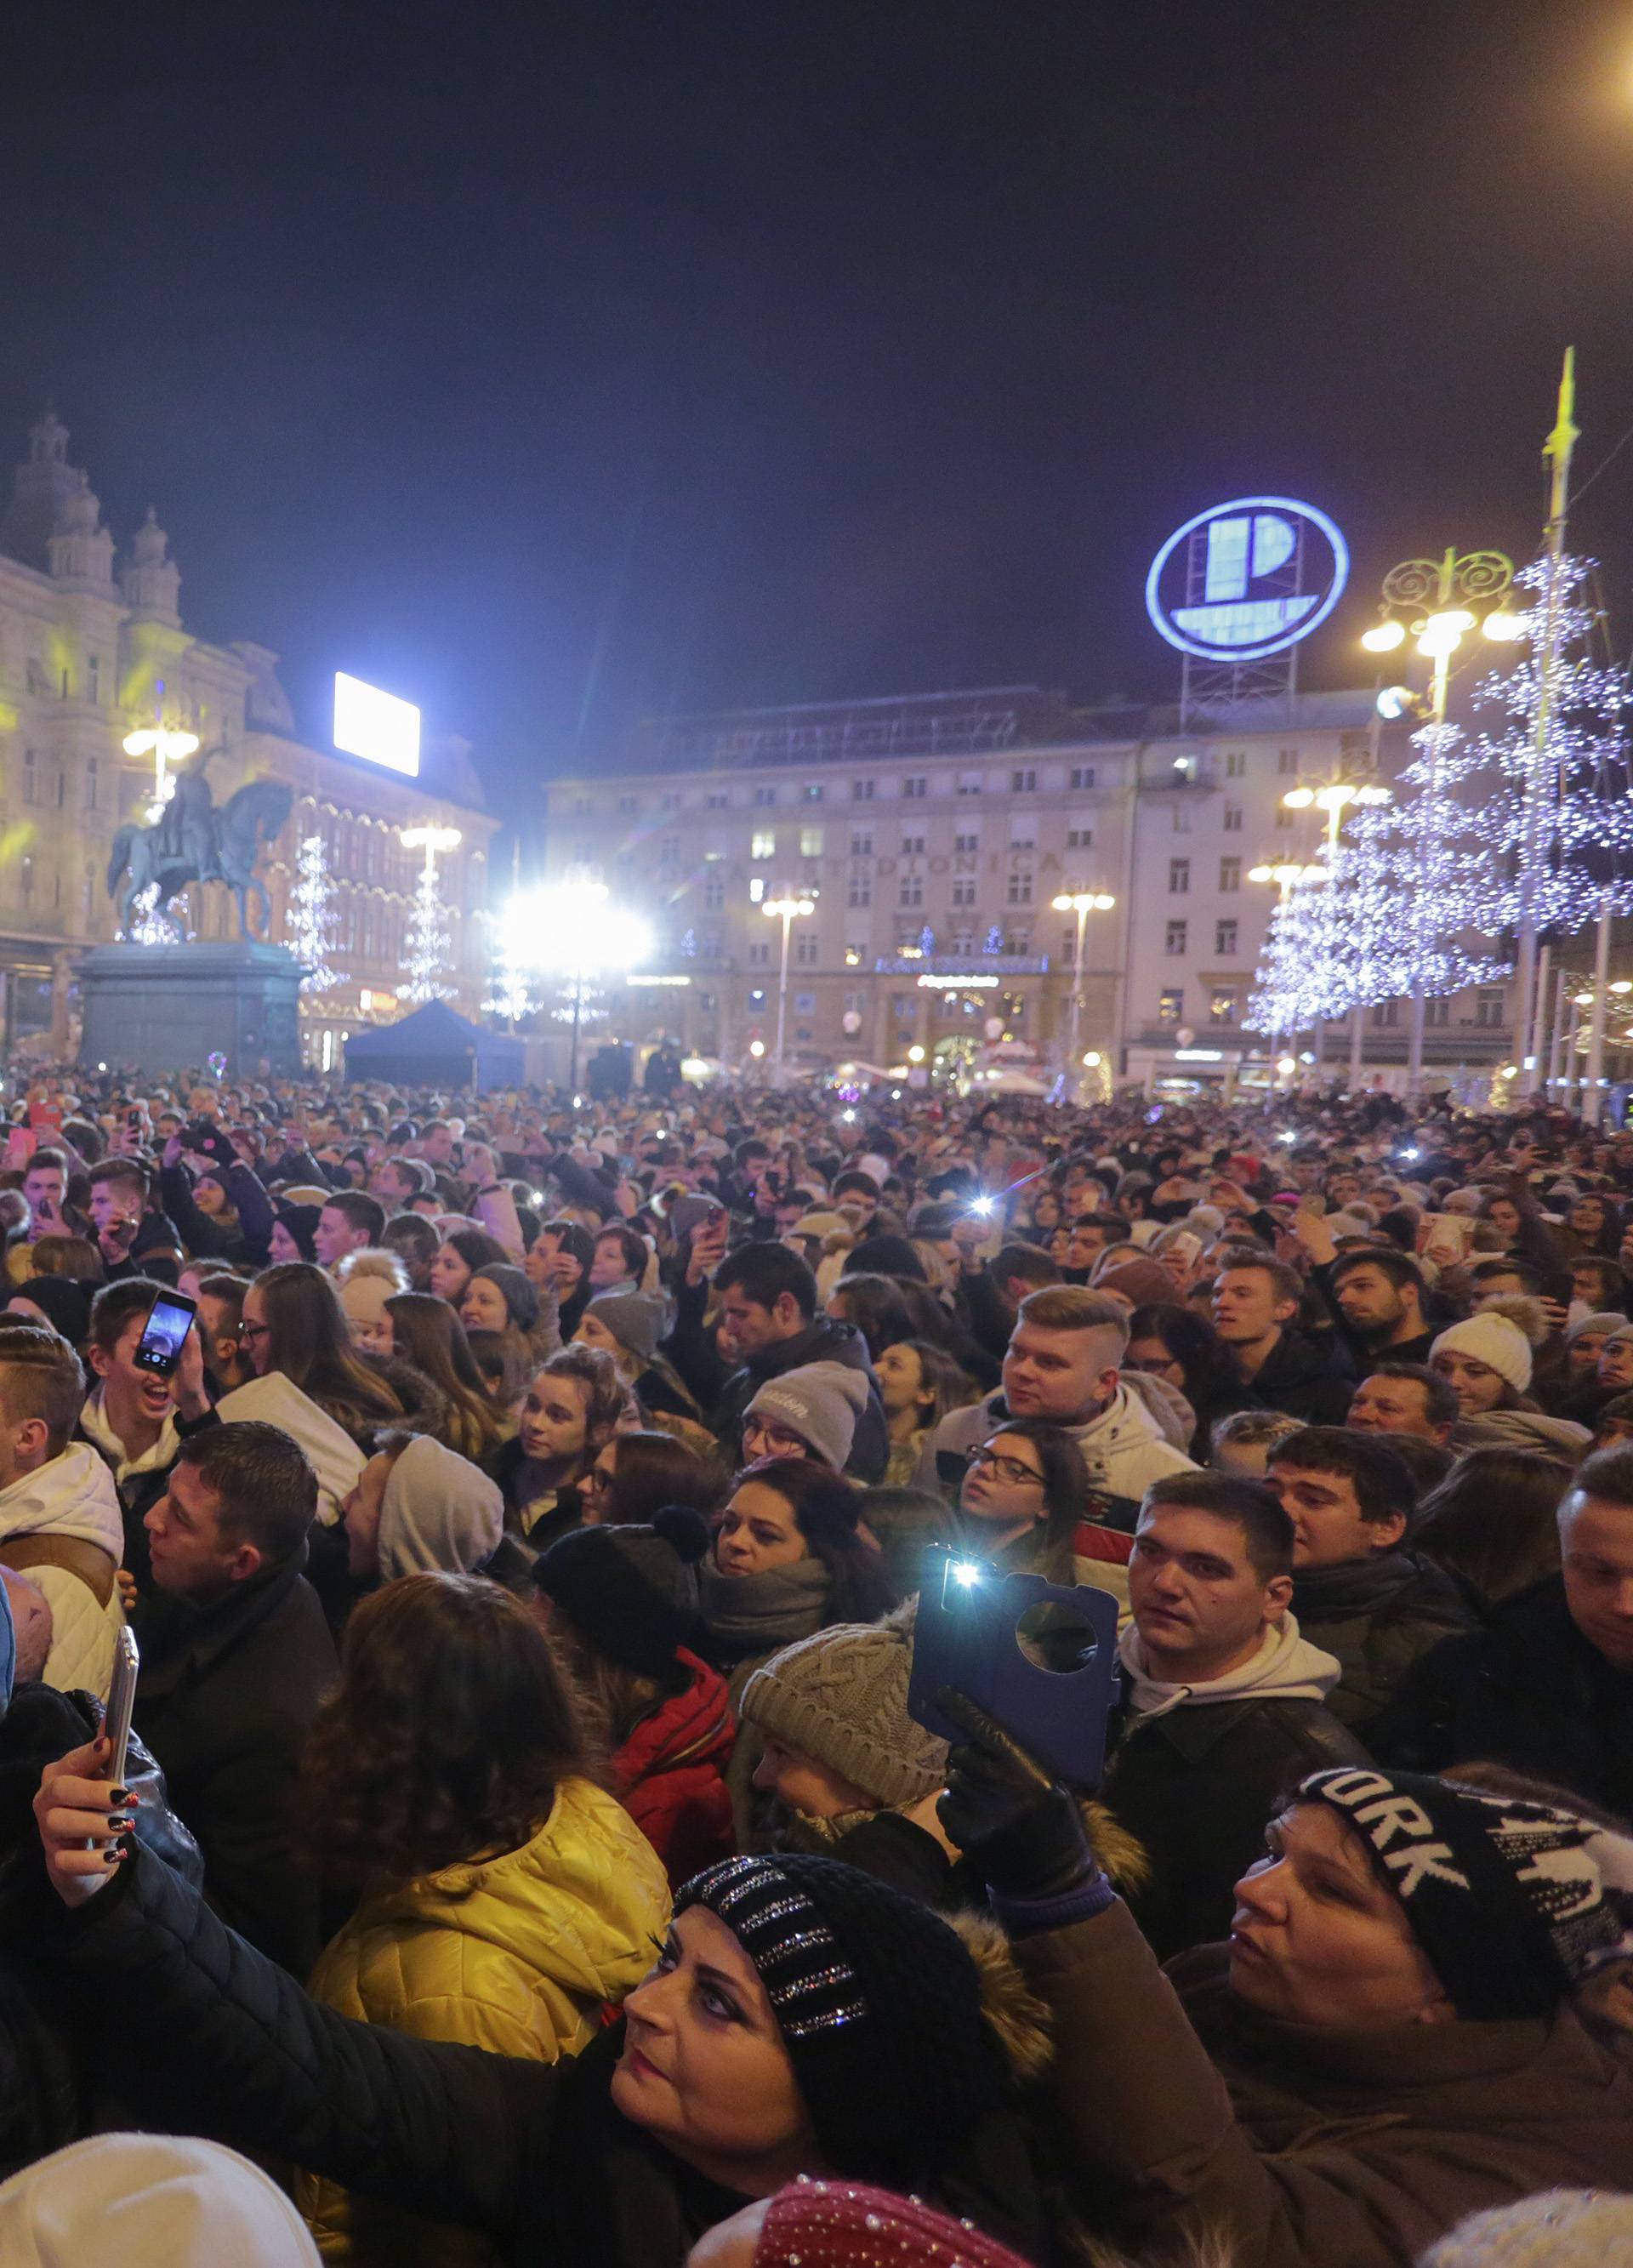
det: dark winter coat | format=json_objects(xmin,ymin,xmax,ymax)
[
  {"xmin": 1101, "ymin": 1695, "xmax": 1368, "ymax": 1960},
  {"xmin": 1291, "ymin": 1551, "xmax": 1480, "ymax": 1737},
  {"xmin": 1241, "ymin": 1330, "xmax": 1353, "ymax": 1425},
  {"xmin": 1014, "ymin": 1895, "xmax": 1633, "ymax": 2268},
  {"xmin": 130, "ymin": 1549, "xmax": 337, "ymax": 1973},
  {"xmin": 611, "ymin": 1646, "xmax": 736, "ymax": 1889},
  {"xmin": 710, "ymin": 1314, "xmax": 889, "ymax": 1482},
  {"xmin": 1374, "ymin": 1575, "xmax": 1633, "ymax": 1822},
  {"xmin": 35, "ymin": 1843, "xmax": 1046, "ymax": 2268}
]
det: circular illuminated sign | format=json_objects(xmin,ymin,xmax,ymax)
[{"xmin": 1146, "ymin": 496, "xmax": 1349, "ymax": 663}]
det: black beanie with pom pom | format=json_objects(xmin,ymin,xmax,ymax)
[{"xmin": 535, "ymin": 1504, "xmax": 708, "ymax": 1675}]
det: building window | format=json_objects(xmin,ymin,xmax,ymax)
[
  {"xmin": 850, "ymin": 829, "xmax": 873, "ymax": 857},
  {"xmin": 899, "ymin": 876, "xmax": 924, "ymax": 908},
  {"xmin": 1165, "ymin": 919, "xmax": 1187, "ymax": 955},
  {"xmin": 22, "ymin": 749, "xmax": 36, "ymax": 805},
  {"xmin": 800, "ymin": 825, "xmax": 824, "ymax": 857},
  {"xmin": 851, "ymin": 780, "xmax": 874, "ymax": 801},
  {"xmin": 803, "ymin": 782, "xmax": 823, "ymax": 801},
  {"xmin": 1277, "ymin": 748, "xmax": 1299, "ymax": 774},
  {"xmin": 703, "ymin": 877, "xmax": 725, "ymax": 910},
  {"xmin": 1067, "ymin": 826, "xmax": 1093, "ymax": 849},
  {"xmin": 794, "ymin": 991, "xmax": 816, "ymax": 1013},
  {"xmin": 1225, "ymin": 750, "xmax": 1245, "ymax": 778},
  {"xmin": 617, "ymin": 794, "xmax": 637, "ymax": 813},
  {"xmin": 901, "ymin": 833, "xmax": 925, "ymax": 857},
  {"xmin": 1372, "ymin": 1000, "xmax": 1400, "ymax": 1029},
  {"xmin": 1158, "ymin": 987, "xmax": 1182, "ymax": 1025},
  {"xmin": 1172, "ymin": 803, "xmax": 1191, "ymax": 834},
  {"xmin": 1006, "ymin": 871, "xmax": 1033, "ymax": 906},
  {"xmin": 1220, "ymin": 857, "xmax": 1241, "ymax": 892},
  {"xmin": 754, "ymin": 785, "xmax": 777, "ymax": 806},
  {"xmin": 795, "ymin": 933, "xmax": 819, "ymax": 966},
  {"xmin": 1209, "ymin": 989, "xmax": 1238, "ymax": 1023},
  {"xmin": 952, "ymin": 877, "xmax": 976, "ymax": 906},
  {"xmin": 707, "ymin": 790, "xmax": 729, "ymax": 809},
  {"xmin": 902, "ymin": 776, "xmax": 926, "ymax": 800},
  {"xmin": 751, "ymin": 829, "xmax": 776, "ymax": 861},
  {"xmin": 1476, "ymin": 989, "xmax": 1505, "ymax": 1028},
  {"xmin": 1168, "ymin": 858, "xmax": 1190, "ymax": 894},
  {"xmin": 954, "ymin": 830, "xmax": 979, "ymax": 854},
  {"xmin": 85, "ymin": 759, "xmax": 98, "ymax": 810},
  {"xmin": 1011, "ymin": 767, "xmax": 1037, "ymax": 793},
  {"xmin": 1425, "ymin": 996, "xmax": 1451, "ymax": 1027},
  {"xmin": 659, "ymin": 835, "xmax": 680, "ymax": 863},
  {"xmin": 1275, "ymin": 805, "xmax": 1295, "ymax": 828},
  {"xmin": 1070, "ymin": 765, "xmax": 1095, "ymax": 790},
  {"xmin": 1009, "ymin": 830, "xmax": 1036, "ymax": 854},
  {"xmin": 1222, "ymin": 805, "xmax": 1243, "ymax": 832},
  {"xmin": 847, "ymin": 878, "xmax": 872, "ymax": 909},
  {"xmin": 748, "ymin": 940, "xmax": 772, "ymax": 966},
  {"xmin": 87, "ymin": 655, "xmax": 100, "ymax": 704},
  {"xmin": 958, "ymin": 772, "xmax": 983, "ymax": 796},
  {"xmin": 895, "ymin": 993, "xmax": 916, "ymax": 1020},
  {"xmin": 1215, "ymin": 917, "xmax": 1238, "ymax": 955}
]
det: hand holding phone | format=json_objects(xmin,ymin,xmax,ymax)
[
  {"xmin": 133, "ymin": 1290, "xmax": 198, "ymax": 1376},
  {"xmin": 102, "ymin": 1627, "xmax": 140, "ymax": 1791}
]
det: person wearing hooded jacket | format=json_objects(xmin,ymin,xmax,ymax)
[
  {"xmin": 929, "ymin": 1285, "xmax": 1197, "ymax": 1530},
  {"xmin": 0, "ymin": 1321, "xmax": 126, "ymax": 1695},
  {"xmin": 1099, "ymin": 1472, "xmax": 1368, "ymax": 1961},
  {"xmin": 0, "ymin": 2136, "xmax": 321, "ymax": 2268},
  {"xmin": 313, "ymin": 1428, "xmax": 530, "ymax": 1638},
  {"xmin": 536, "ymin": 1508, "xmax": 737, "ymax": 1888}
]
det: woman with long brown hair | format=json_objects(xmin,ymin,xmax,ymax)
[
  {"xmin": 296, "ymin": 1571, "xmax": 671, "ymax": 2268},
  {"xmin": 386, "ymin": 1291, "xmax": 509, "ymax": 1465},
  {"xmin": 239, "ymin": 1262, "xmax": 408, "ymax": 1444}
]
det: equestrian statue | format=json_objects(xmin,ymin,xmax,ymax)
[{"xmin": 107, "ymin": 751, "xmax": 293, "ymax": 943}]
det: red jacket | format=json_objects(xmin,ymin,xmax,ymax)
[{"xmin": 612, "ymin": 1648, "xmax": 737, "ymax": 1889}]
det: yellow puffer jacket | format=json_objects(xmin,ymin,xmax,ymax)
[{"xmin": 299, "ymin": 1775, "xmax": 671, "ymax": 2268}]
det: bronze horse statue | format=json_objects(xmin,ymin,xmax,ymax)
[{"xmin": 109, "ymin": 776, "xmax": 293, "ymax": 943}]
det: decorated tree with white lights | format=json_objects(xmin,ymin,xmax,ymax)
[
  {"xmin": 287, "ymin": 834, "xmax": 340, "ymax": 993},
  {"xmin": 397, "ymin": 860, "xmax": 457, "ymax": 1004},
  {"xmin": 484, "ymin": 918, "xmax": 539, "ymax": 1024}
]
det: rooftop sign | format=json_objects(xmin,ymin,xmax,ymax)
[{"xmin": 1146, "ymin": 497, "xmax": 1348, "ymax": 663}]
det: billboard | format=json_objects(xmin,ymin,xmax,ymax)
[
  {"xmin": 333, "ymin": 673, "xmax": 421, "ymax": 778},
  {"xmin": 1146, "ymin": 496, "xmax": 1348, "ymax": 664}
]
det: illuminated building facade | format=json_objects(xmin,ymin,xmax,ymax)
[{"xmin": 0, "ymin": 412, "xmax": 496, "ymax": 1064}]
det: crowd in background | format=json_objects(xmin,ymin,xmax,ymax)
[{"xmin": 3, "ymin": 1060, "xmax": 1633, "ymax": 2265}]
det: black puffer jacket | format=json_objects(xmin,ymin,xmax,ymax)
[
  {"xmin": 1291, "ymin": 1552, "xmax": 1480, "ymax": 1737},
  {"xmin": 35, "ymin": 1843, "xmax": 1045, "ymax": 2268}
]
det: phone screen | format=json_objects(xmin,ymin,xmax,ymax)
[{"xmin": 134, "ymin": 1291, "xmax": 197, "ymax": 1376}]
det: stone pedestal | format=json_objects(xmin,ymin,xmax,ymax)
[{"xmin": 77, "ymin": 943, "xmax": 304, "ymax": 1079}]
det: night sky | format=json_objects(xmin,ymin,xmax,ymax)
[{"xmin": 6, "ymin": 1, "xmax": 1633, "ymax": 843}]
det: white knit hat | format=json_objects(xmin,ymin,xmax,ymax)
[
  {"xmin": 1431, "ymin": 1313, "xmax": 1533, "ymax": 1394},
  {"xmin": 1421, "ymin": 2190, "xmax": 1633, "ymax": 2267}
]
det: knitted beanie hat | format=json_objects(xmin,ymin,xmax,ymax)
[
  {"xmin": 1093, "ymin": 1257, "xmax": 1174, "ymax": 1309},
  {"xmin": 740, "ymin": 1621, "xmax": 949, "ymax": 1809},
  {"xmin": 1430, "ymin": 1313, "xmax": 1533, "ymax": 1394},
  {"xmin": 754, "ymin": 2178, "xmax": 1033, "ymax": 2268},
  {"xmin": 583, "ymin": 1287, "xmax": 664, "ymax": 1367},
  {"xmin": 471, "ymin": 1264, "xmax": 540, "ymax": 1335},
  {"xmin": 746, "ymin": 1362, "xmax": 869, "ymax": 1473},
  {"xmin": 1420, "ymin": 2189, "xmax": 1633, "ymax": 2268},
  {"xmin": 1300, "ymin": 1766, "xmax": 1624, "ymax": 2018},
  {"xmin": 677, "ymin": 1853, "xmax": 1008, "ymax": 2178},
  {"xmin": 1567, "ymin": 1309, "xmax": 1627, "ymax": 1347},
  {"xmin": 536, "ymin": 1507, "xmax": 709, "ymax": 1676}
]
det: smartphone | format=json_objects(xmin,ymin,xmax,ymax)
[
  {"xmin": 126, "ymin": 1108, "xmax": 144, "ymax": 1136},
  {"xmin": 133, "ymin": 1289, "xmax": 196, "ymax": 1376},
  {"xmin": 104, "ymin": 1627, "xmax": 139, "ymax": 1790},
  {"xmin": 28, "ymin": 1102, "xmax": 63, "ymax": 1138},
  {"xmin": 6, "ymin": 1127, "xmax": 36, "ymax": 1169},
  {"xmin": 908, "ymin": 1544, "xmax": 1122, "ymax": 1790}
]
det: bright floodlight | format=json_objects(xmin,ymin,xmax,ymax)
[
  {"xmin": 1482, "ymin": 609, "xmax": 1525, "ymax": 642},
  {"xmin": 1361, "ymin": 618, "xmax": 1406, "ymax": 653},
  {"xmin": 1281, "ymin": 787, "xmax": 1316, "ymax": 809},
  {"xmin": 970, "ymin": 1194, "xmax": 995, "ymax": 1216},
  {"xmin": 505, "ymin": 877, "xmax": 651, "ymax": 983},
  {"xmin": 1417, "ymin": 607, "xmax": 1476, "ymax": 660},
  {"xmin": 334, "ymin": 674, "xmax": 421, "ymax": 777},
  {"xmin": 1375, "ymin": 685, "xmax": 1416, "ymax": 721}
]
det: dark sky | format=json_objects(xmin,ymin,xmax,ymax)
[{"xmin": 6, "ymin": 0, "xmax": 1633, "ymax": 846}]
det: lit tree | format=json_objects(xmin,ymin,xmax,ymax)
[
  {"xmin": 122, "ymin": 882, "xmax": 189, "ymax": 947},
  {"xmin": 287, "ymin": 834, "xmax": 340, "ymax": 993},
  {"xmin": 484, "ymin": 918, "xmax": 539, "ymax": 1024},
  {"xmin": 397, "ymin": 857, "xmax": 457, "ymax": 1003}
]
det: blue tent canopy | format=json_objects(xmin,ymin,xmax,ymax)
[{"xmin": 341, "ymin": 1000, "xmax": 525, "ymax": 1090}]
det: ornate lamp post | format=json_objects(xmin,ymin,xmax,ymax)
[
  {"xmin": 1050, "ymin": 888, "xmax": 1116, "ymax": 1086},
  {"xmin": 762, "ymin": 893, "xmax": 816, "ymax": 1073}
]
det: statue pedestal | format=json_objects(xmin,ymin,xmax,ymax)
[{"xmin": 77, "ymin": 943, "xmax": 304, "ymax": 1079}]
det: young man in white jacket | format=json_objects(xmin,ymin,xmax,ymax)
[
  {"xmin": 929, "ymin": 1285, "xmax": 1198, "ymax": 1529},
  {"xmin": 0, "ymin": 1321, "xmax": 124, "ymax": 1695}
]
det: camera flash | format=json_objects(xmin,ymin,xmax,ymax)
[
  {"xmin": 841, "ymin": 1108, "xmax": 856, "ymax": 1122},
  {"xmin": 970, "ymin": 1195, "xmax": 994, "ymax": 1217},
  {"xmin": 952, "ymin": 1562, "xmax": 982, "ymax": 1588}
]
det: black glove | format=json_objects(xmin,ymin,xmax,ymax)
[{"xmin": 935, "ymin": 1687, "xmax": 1098, "ymax": 1901}]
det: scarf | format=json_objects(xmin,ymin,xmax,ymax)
[
  {"xmin": 1117, "ymin": 1610, "xmax": 1340, "ymax": 1719},
  {"xmin": 698, "ymin": 1558, "xmax": 831, "ymax": 1656}
]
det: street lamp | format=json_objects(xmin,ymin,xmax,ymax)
[
  {"xmin": 1361, "ymin": 544, "xmax": 1516, "ymax": 1094},
  {"xmin": 123, "ymin": 720, "xmax": 202, "ymax": 824},
  {"xmin": 1050, "ymin": 888, "xmax": 1116, "ymax": 1086},
  {"xmin": 503, "ymin": 873, "xmax": 651, "ymax": 1089},
  {"xmin": 762, "ymin": 893, "xmax": 815, "ymax": 1074}
]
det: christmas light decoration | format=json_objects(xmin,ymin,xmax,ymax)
[
  {"xmin": 396, "ymin": 826, "xmax": 461, "ymax": 1004},
  {"xmin": 122, "ymin": 881, "xmax": 190, "ymax": 947},
  {"xmin": 287, "ymin": 834, "xmax": 340, "ymax": 993}
]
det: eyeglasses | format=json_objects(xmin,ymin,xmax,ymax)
[
  {"xmin": 584, "ymin": 1464, "xmax": 614, "ymax": 1493},
  {"xmin": 966, "ymin": 1445, "xmax": 1044, "ymax": 1487},
  {"xmin": 744, "ymin": 1422, "xmax": 809, "ymax": 1460},
  {"xmin": 237, "ymin": 1320, "xmax": 270, "ymax": 1343}
]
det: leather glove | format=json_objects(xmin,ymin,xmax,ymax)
[{"xmin": 934, "ymin": 1687, "xmax": 1098, "ymax": 1901}]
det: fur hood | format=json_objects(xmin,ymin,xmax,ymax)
[{"xmin": 947, "ymin": 1908, "xmax": 1053, "ymax": 2085}]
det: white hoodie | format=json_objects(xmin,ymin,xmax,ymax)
[
  {"xmin": 930, "ymin": 1379, "xmax": 1198, "ymax": 1507},
  {"xmin": 0, "ymin": 1441, "xmax": 125, "ymax": 1696},
  {"xmin": 215, "ymin": 1371, "xmax": 366, "ymax": 1525},
  {"xmin": 1118, "ymin": 1610, "xmax": 1341, "ymax": 1719},
  {"xmin": 0, "ymin": 2134, "xmax": 319, "ymax": 2267}
]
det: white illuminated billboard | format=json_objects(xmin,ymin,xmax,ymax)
[{"xmin": 333, "ymin": 673, "xmax": 421, "ymax": 778}]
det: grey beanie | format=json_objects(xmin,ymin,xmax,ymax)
[
  {"xmin": 1567, "ymin": 1309, "xmax": 1627, "ymax": 1347},
  {"xmin": 745, "ymin": 1359, "xmax": 870, "ymax": 1473},
  {"xmin": 741, "ymin": 1619, "xmax": 949, "ymax": 1808},
  {"xmin": 378, "ymin": 1433, "xmax": 504, "ymax": 1580},
  {"xmin": 584, "ymin": 1287, "xmax": 665, "ymax": 1366}
]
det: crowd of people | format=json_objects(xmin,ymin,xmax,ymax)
[{"xmin": 3, "ymin": 1060, "xmax": 1633, "ymax": 2265}]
